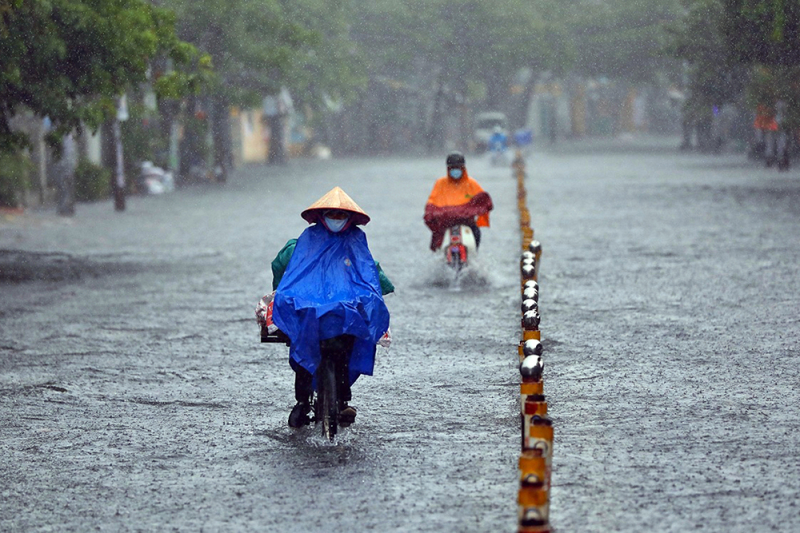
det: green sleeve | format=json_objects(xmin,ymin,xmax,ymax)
[
  {"xmin": 271, "ymin": 239, "xmax": 297, "ymax": 290},
  {"xmin": 375, "ymin": 261, "xmax": 395, "ymax": 295}
]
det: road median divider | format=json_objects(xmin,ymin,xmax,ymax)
[{"xmin": 514, "ymin": 154, "xmax": 552, "ymax": 533}]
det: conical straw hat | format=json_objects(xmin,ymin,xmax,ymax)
[{"xmin": 301, "ymin": 186, "xmax": 370, "ymax": 225}]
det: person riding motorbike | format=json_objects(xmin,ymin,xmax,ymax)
[
  {"xmin": 488, "ymin": 126, "xmax": 509, "ymax": 166},
  {"xmin": 489, "ymin": 126, "xmax": 508, "ymax": 153},
  {"xmin": 424, "ymin": 151, "xmax": 493, "ymax": 251},
  {"xmin": 269, "ymin": 187, "xmax": 394, "ymax": 428}
]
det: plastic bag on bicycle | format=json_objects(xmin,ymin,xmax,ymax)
[
  {"xmin": 378, "ymin": 327, "xmax": 392, "ymax": 348},
  {"xmin": 255, "ymin": 292, "xmax": 279, "ymax": 334}
]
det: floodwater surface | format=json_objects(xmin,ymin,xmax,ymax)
[{"xmin": 1, "ymin": 138, "xmax": 799, "ymax": 532}]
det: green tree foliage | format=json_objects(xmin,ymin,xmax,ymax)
[
  {"xmin": 164, "ymin": 0, "xmax": 363, "ymax": 109},
  {"xmin": 74, "ymin": 158, "xmax": 110, "ymax": 202},
  {"xmin": 159, "ymin": 0, "xmax": 366, "ymax": 168},
  {"xmin": 723, "ymin": 0, "xmax": 800, "ymax": 66},
  {"xmin": 352, "ymin": 0, "xmax": 567, "ymax": 101},
  {"xmin": 279, "ymin": 0, "xmax": 367, "ymax": 109},
  {"xmin": 343, "ymin": 0, "xmax": 576, "ymax": 147},
  {"xmin": 671, "ymin": 0, "xmax": 800, "ymax": 125},
  {"xmin": 0, "ymin": 150, "xmax": 31, "ymax": 207},
  {"xmin": 567, "ymin": 0, "xmax": 683, "ymax": 82},
  {"xmin": 350, "ymin": 0, "xmax": 685, "ymax": 103},
  {"xmin": 669, "ymin": 0, "xmax": 747, "ymax": 111},
  {"xmin": 724, "ymin": 0, "xmax": 800, "ymax": 126},
  {"xmin": 0, "ymin": 0, "xmax": 199, "ymax": 154}
]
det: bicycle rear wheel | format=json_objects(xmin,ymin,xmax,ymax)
[{"xmin": 315, "ymin": 355, "xmax": 338, "ymax": 441}]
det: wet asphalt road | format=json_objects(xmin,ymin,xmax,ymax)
[{"xmin": 1, "ymin": 137, "xmax": 799, "ymax": 532}]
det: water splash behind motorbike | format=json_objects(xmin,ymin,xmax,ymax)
[{"xmin": 423, "ymin": 254, "xmax": 493, "ymax": 290}]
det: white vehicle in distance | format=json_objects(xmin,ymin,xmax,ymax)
[{"xmin": 473, "ymin": 111, "xmax": 508, "ymax": 152}]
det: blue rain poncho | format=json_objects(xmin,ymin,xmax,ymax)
[{"xmin": 272, "ymin": 223, "xmax": 390, "ymax": 383}]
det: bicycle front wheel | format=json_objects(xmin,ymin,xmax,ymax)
[{"xmin": 315, "ymin": 356, "xmax": 338, "ymax": 441}]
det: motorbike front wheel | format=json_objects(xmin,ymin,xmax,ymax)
[
  {"xmin": 314, "ymin": 355, "xmax": 339, "ymax": 441},
  {"xmin": 447, "ymin": 244, "xmax": 467, "ymax": 272}
]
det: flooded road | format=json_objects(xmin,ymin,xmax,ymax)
[{"xmin": 2, "ymin": 138, "xmax": 799, "ymax": 532}]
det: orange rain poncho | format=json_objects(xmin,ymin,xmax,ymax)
[
  {"xmin": 424, "ymin": 171, "xmax": 493, "ymax": 250},
  {"xmin": 754, "ymin": 105, "xmax": 778, "ymax": 132}
]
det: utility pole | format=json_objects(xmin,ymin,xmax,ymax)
[{"xmin": 112, "ymin": 96, "xmax": 127, "ymax": 211}]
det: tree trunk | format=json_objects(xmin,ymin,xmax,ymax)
[
  {"xmin": 179, "ymin": 94, "xmax": 206, "ymax": 184},
  {"xmin": 30, "ymin": 117, "xmax": 48, "ymax": 205},
  {"xmin": 158, "ymin": 98, "xmax": 181, "ymax": 175},
  {"xmin": 55, "ymin": 133, "xmax": 77, "ymax": 216},
  {"xmin": 518, "ymin": 70, "xmax": 539, "ymax": 131},
  {"xmin": 428, "ymin": 68, "xmax": 446, "ymax": 153},
  {"xmin": 112, "ymin": 119, "xmax": 126, "ymax": 211},
  {"xmin": 211, "ymin": 93, "xmax": 233, "ymax": 182},
  {"xmin": 267, "ymin": 114, "xmax": 287, "ymax": 165},
  {"xmin": 485, "ymin": 67, "xmax": 507, "ymax": 111}
]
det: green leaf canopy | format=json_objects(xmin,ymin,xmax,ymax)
[{"xmin": 0, "ymin": 0, "xmax": 194, "ymax": 153}]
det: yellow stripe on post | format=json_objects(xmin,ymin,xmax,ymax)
[
  {"xmin": 522, "ymin": 330, "xmax": 541, "ymax": 341},
  {"xmin": 518, "ymin": 487, "xmax": 550, "ymax": 531},
  {"xmin": 521, "ymin": 381, "xmax": 544, "ymax": 396},
  {"xmin": 521, "ymin": 451, "xmax": 552, "ymax": 493},
  {"xmin": 518, "ymin": 487, "xmax": 549, "ymax": 506}
]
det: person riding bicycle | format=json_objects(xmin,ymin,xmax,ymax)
[
  {"xmin": 424, "ymin": 151, "xmax": 493, "ymax": 251},
  {"xmin": 270, "ymin": 187, "xmax": 393, "ymax": 429}
]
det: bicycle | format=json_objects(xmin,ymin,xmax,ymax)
[{"xmin": 262, "ymin": 328, "xmax": 350, "ymax": 441}]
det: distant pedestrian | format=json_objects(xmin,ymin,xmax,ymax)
[
  {"xmin": 775, "ymin": 100, "xmax": 791, "ymax": 171},
  {"xmin": 753, "ymin": 104, "xmax": 778, "ymax": 166}
]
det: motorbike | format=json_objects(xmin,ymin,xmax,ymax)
[
  {"xmin": 442, "ymin": 224, "xmax": 477, "ymax": 272},
  {"xmin": 488, "ymin": 133, "xmax": 509, "ymax": 167},
  {"xmin": 490, "ymin": 145, "xmax": 509, "ymax": 167}
]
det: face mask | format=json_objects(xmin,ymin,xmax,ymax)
[
  {"xmin": 324, "ymin": 216, "xmax": 349, "ymax": 233},
  {"xmin": 449, "ymin": 168, "xmax": 463, "ymax": 179}
]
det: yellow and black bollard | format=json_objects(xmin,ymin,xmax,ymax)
[
  {"xmin": 528, "ymin": 240, "xmax": 542, "ymax": 279},
  {"xmin": 520, "ymin": 378, "xmax": 544, "ymax": 409},
  {"xmin": 522, "ymin": 415, "xmax": 553, "ymax": 465},
  {"xmin": 523, "ymin": 279, "xmax": 539, "ymax": 292},
  {"xmin": 518, "ymin": 482, "xmax": 550, "ymax": 532},
  {"xmin": 519, "ymin": 338, "xmax": 542, "ymax": 362},
  {"xmin": 521, "ymin": 298, "xmax": 538, "ymax": 314},
  {"xmin": 521, "ymin": 263, "xmax": 537, "ymax": 282},
  {"xmin": 522, "ymin": 310, "xmax": 540, "ymax": 332},
  {"xmin": 518, "ymin": 415, "xmax": 553, "ymax": 533},
  {"xmin": 514, "ymin": 153, "xmax": 552, "ymax": 533},
  {"xmin": 518, "ymin": 451, "xmax": 551, "ymax": 533}
]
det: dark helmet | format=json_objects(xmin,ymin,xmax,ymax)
[{"xmin": 446, "ymin": 151, "xmax": 466, "ymax": 167}]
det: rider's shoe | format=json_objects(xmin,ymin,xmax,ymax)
[
  {"xmin": 288, "ymin": 402, "xmax": 310, "ymax": 428},
  {"xmin": 339, "ymin": 404, "xmax": 357, "ymax": 426}
]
